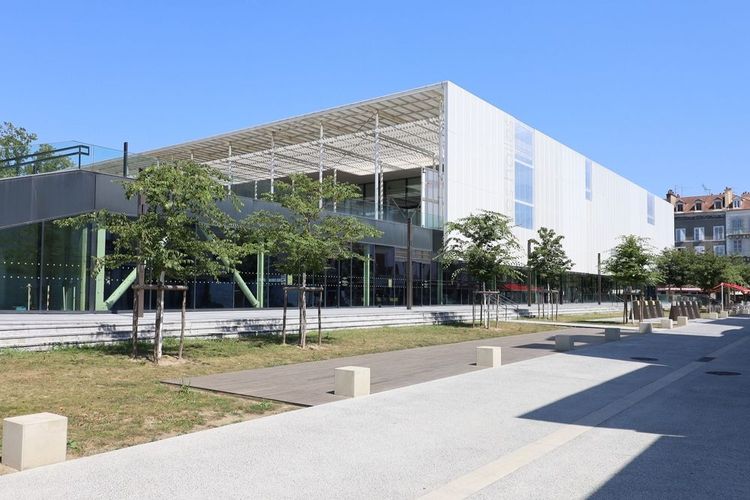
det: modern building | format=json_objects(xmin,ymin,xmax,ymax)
[
  {"xmin": 0, "ymin": 82, "xmax": 674, "ymax": 312},
  {"xmin": 667, "ymin": 187, "xmax": 750, "ymax": 257}
]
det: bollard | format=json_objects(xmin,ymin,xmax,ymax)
[
  {"xmin": 660, "ymin": 318, "xmax": 673, "ymax": 329},
  {"xmin": 476, "ymin": 346, "xmax": 502, "ymax": 368},
  {"xmin": 604, "ymin": 328, "xmax": 621, "ymax": 342},
  {"xmin": 677, "ymin": 316, "xmax": 689, "ymax": 326},
  {"xmin": 2, "ymin": 413, "xmax": 67, "ymax": 471},
  {"xmin": 334, "ymin": 366, "xmax": 370, "ymax": 398},
  {"xmin": 719, "ymin": 311, "xmax": 729, "ymax": 319},
  {"xmin": 639, "ymin": 322, "xmax": 653, "ymax": 334},
  {"xmin": 555, "ymin": 335, "xmax": 574, "ymax": 352}
]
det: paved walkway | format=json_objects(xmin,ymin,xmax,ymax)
[
  {"xmin": 2, "ymin": 318, "xmax": 749, "ymax": 499},
  {"xmin": 163, "ymin": 327, "xmax": 611, "ymax": 406}
]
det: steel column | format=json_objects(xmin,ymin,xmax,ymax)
[
  {"xmin": 270, "ymin": 132, "xmax": 276, "ymax": 194},
  {"xmin": 319, "ymin": 123, "xmax": 324, "ymax": 209},
  {"xmin": 374, "ymin": 112, "xmax": 380, "ymax": 220}
]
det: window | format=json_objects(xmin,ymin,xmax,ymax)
[
  {"xmin": 647, "ymin": 194, "xmax": 655, "ymax": 225},
  {"xmin": 514, "ymin": 162, "xmax": 534, "ymax": 204},
  {"xmin": 713, "ymin": 199, "xmax": 722, "ymax": 209},
  {"xmin": 676, "ymin": 202, "xmax": 684, "ymax": 212},
  {"xmin": 675, "ymin": 228, "xmax": 686, "ymax": 242},
  {"xmin": 513, "ymin": 121, "xmax": 534, "ymax": 229},
  {"xmin": 714, "ymin": 245, "xmax": 726, "ymax": 256},
  {"xmin": 694, "ymin": 246, "xmax": 705, "ymax": 254},
  {"xmin": 694, "ymin": 227, "xmax": 705, "ymax": 241},
  {"xmin": 713, "ymin": 226, "xmax": 725, "ymax": 241},
  {"xmin": 733, "ymin": 198, "xmax": 741, "ymax": 208},
  {"xmin": 515, "ymin": 202, "xmax": 533, "ymax": 229},
  {"xmin": 585, "ymin": 159, "xmax": 592, "ymax": 201},
  {"xmin": 732, "ymin": 239, "xmax": 743, "ymax": 254},
  {"xmin": 730, "ymin": 218, "xmax": 744, "ymax": 235},
  {"xmin": 694, "ymin": 201, "xmax": 703, "ymax": 211}
]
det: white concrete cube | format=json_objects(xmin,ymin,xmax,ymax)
[
  {"xmin": 708, "ymin": 312, "xmax": 719, "ymax": 319},
  {"xmin": 660, "ymin": 318, "xmax": 673, "ymax": 329},
  {"xmin": 476, "ymin": 346, "xmax": 502, "ymax": 368},
  {"xmin": 677, "ymin": 316, "xmax": 689, "ymax": 326},
  {"xmin": 555, "ymin": 335, "xmax": 574, "ymax": 352},
  {"xmin": 2, "ymin": 412, "xmax": 67, "ymax": 471},
  {"xmin": 639, "ymin": 322, "xmax": 653, "ymax": 334},
  {"xmin": 334, "ymin": 366, "xmax": 370, "ymax": 398},
  {"xmin": 604, "ymin": 328, "xmax": 620, "ymax": 342},
  {"xmin": 719, "ymin": 311, "xmax": 729, "ymax": 319}
]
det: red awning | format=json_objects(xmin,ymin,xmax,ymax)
[
  {"xmin": 711, "ymin": 282, "xmax": 750, "ymax": 294},
  {"xmin": 500, "ymin": 283, "xmax": 543, "ymax": 292}
]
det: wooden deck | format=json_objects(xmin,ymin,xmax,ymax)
[{"xmin": 164, "ymin": 327, "xmax": 616, "ymax": 406}]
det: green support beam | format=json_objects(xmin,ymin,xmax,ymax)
[
  {"xmin": 94, "ymin": 228, "xmax": 107, "ymax": 311},
  {"xmin": 256, "ymin": 252, "xmax": 265, "ymax": 308},
  {"xmin": 104, "ymin": 268, "xmax": 137, "ymax": 309}
]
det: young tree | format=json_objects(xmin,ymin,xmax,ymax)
[
  {"xmin": 58, "ymin": 160, "xmax": 250, "ymax": 362},
  {"xmin": 0, "ymin": 122, "xmax": 37, "ymax": 178},
  {"xmin": 528, "ymin": 227, "xmax": 573, "ymax": 317},
  {"xmin": 243, "ymin": 173, "xmax": 382, "ymax": 347},
  {"xmin": 437, "ymin": 210, "xmax": 521, "ymax": 327},
  {"xmin": 656, "ymin": 248, "xmax": 695, "ymax": 294},
  {"xmin": 604, "ymin": 235, "xmax": 659, "ymax": 323},
  {"xmin": 691, "ymin": 251, "xmax": 731, "ymax": 292}
]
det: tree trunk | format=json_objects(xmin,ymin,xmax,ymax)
[
  {"xmin": 482, "ymin": 281, "xmax": 488, "ymax": 328},
  {"xmin": 153, "ymin": 271, "xmax": 165, "ymax": 364},
  {"xmin": 299, "ymin": 272, "xmax": 308, "ymax": 347}
]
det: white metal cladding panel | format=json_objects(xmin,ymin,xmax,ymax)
[
  {"xmin": 444, "ymin": 83, "xmax": 674, "ymax": 275},
  {"xmin": 445, "ymin": 83, "xmax": 506, "ymax": 222}
]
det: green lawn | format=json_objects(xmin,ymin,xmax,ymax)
[{"xmin": 0, "ymin": 321, "xmax": 554, "ymax": 464}]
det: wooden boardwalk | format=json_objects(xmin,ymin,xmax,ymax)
[{"xmin": 164, "ymin": 327, "xmax": 616, "ymax": 406}]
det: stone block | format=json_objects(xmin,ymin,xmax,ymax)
[
  {"xmin": 334, "ymin": 366, "xmax": 370, "ymax": 398},
  {"xmin": 604, "ymin": 329, "xmax": 621, "ymax": 342},
  {"xmin": 476, "ymin": 346, "xmax": 502, "ymax": 368},
  {"xmin": 707, "ymin": 312, "xmax": 719, "ymax": 319},
  {"xmin": 555, "ymin": 335, "xmax": 574, "ymax": 352},
  {"xmin": 639, "ymin": 322, "xmax": 653, "ymax": 334},
  {"xmin": 2, "ymin": 412, "xmax": 67, "ymax": 471},
  {"xmin": 677, "ymin": 316, "xmax": 689, "ymax": 326},
  {"xmin": 719, "ymin": 311, "xmax": 729, "ymax": 319},
  {"xmin": 660, "ymin": 318, "xmax": 673, "ymax": 329}
]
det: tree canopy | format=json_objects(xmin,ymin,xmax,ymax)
[
  {"xmin": 437, "ymin": 210, "xmax": 521, "ymax": 289},
  {"xmin": 528, "ymin": 227, "xmax": 573, "ymax": 289},
  {"xmin": 604, "ymin": 235, "xmax": 659, "ymax": 289},
  {"xmin": 1, "ymin": 122, "xmax": 74, "ymax": 177}
]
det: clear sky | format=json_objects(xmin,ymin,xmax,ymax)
[{"xmin": 3, "ymin": 0, "xmax": 748, "ymax": 197}]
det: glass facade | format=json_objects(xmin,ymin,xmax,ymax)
[
  {"xmin": 647, "ymin": 193, "xmax": 655, "ymax": 225},
  {"xmin": 1, "ymin": 218, "xmax": 620, "ymax": 311},
  {"xmin": 514, "ymin": 122, "xmax": 534, "ymax": 229}
]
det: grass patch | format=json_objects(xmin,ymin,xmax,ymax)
[{"xmin": 0, "ymin": 322, "xmax": 553, "ymax": 462}]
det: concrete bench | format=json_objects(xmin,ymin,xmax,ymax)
[
  {"xmin": 677, "ymin": 316, "xmax": 689, "ymax": 327},
  {"xmin": 334, "ymin": 366, "xmax": 370, "ymax": 398},
  {"xmin": 639, "ymin": 322, "xmax": 653, "ymax": 334},
  {"xmin": 660, "ymin": 318, "xmax": 673, "ymax": 329},
  {"xmin": 555, "ymin": 335, "xmax": 574, "ymax": 352},
  {"xmin": 2, "ymin": 412, "xmax": 67, "ymax": 471},
  {"xmin": 707, "ymin": 312, "xmax": 719, "ymax": 319},
  {"xmin": 476, "ymin": 346, "xmax": 502, "ymax": 368},
  {"xmin": 604, "ymin": 328, "xmax": 621, "ymax": 342},
  {"xmin": 719, "ymin": 311, "xmax": 729, "ymax": 319}
]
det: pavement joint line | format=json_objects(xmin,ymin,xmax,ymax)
[{"xmin": 419, "ymin": 333, "xmax": 750, "ymax": 500}]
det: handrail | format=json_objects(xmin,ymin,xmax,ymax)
[{"xmin": 0, "ymin": 144, "xmax": 91, "ymax": 172}]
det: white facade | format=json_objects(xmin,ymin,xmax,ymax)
[{"xmin": 444, "ymin": 82, "xmax": 674, "ymax": 275}]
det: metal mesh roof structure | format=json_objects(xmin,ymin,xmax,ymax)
[{"xmin": 136, "ymin": 83, "xmax": 445, "ymax": 184}]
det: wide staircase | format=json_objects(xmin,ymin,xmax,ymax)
[{"xmin": 0, "ymin": 302, "xmax": 623, "ymax": 350}]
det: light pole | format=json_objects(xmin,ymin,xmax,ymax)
[
  {"xmin": 597, "ymin": 252, "xmax": 602, "ymax": 305},
  {"xmin": 527, "ymin": 239, "xmax": 536, "ymax": 307}
]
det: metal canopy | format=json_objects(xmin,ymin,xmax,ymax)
[{"xmin": 136, "ymin": 83, "xmax": 444, "ymax": 184}]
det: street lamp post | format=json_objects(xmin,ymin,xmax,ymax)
[{"xmin": 527, "ymin": 239, "xmax": 535, "ymax": 307}]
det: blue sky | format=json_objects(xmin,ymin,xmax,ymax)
[{"xmin": 3, "ymin": 0, "xmax": 748, "ymax": 197}]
